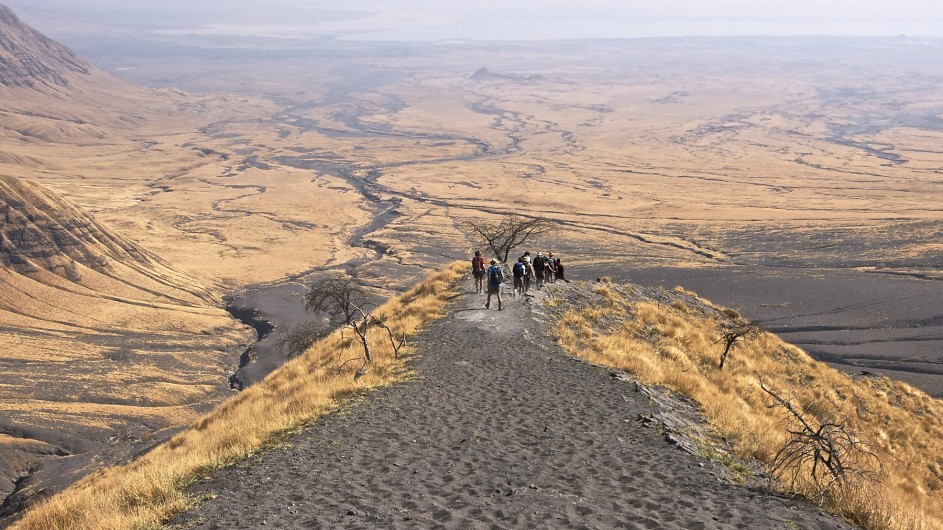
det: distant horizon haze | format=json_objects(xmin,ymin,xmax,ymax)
[{"xmin": 4, "ymin": 0, "xmax": 942, "ymax": 42}]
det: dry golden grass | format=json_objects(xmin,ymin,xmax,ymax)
[
  {"xmin": 5, "ymin": 35, "xmax": 943, "ymax": 527},
  {"xmin": 0, "ymin": 175, "xmax": 258, "ymax": 498},
  {"xmin": 553, "ymin": 285, "xmax": 943, "ymax": 530},
  {"xmin": 10, "ymin": 262, "xmax": 466, "ymax": 530}
]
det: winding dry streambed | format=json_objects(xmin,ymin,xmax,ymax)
[{"xmin": 221, "ymin": 94, "xmax": 943, "ymax": 400}]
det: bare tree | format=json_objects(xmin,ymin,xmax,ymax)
[
  {"xmin": 374, "ymin": 318, "xmax": 406, "ymax": 359},
  {"xmin": 301, "ymin": 276, "xmax": 408, "ymax": 378},
  {"xmin": 716, "ymin": 317, "xmax": 761, "ymax": 370},
  {"xmin": 273, "ymin": 321, "xmax": 329, "ymax": 359},
  {"xmin": 305, "ymin": 276, "xmax": 370, "ymax": 326},
  {"xmin": 758, "ymin": 378, "xmax": 881, "ymax": 503},
  {"xmin": 304, "ymin": 276, "xmax": 375, "ymax": 378},
  {"xmin": 466, "ymin": 215, "xmax": 553, "ymax": 264}
]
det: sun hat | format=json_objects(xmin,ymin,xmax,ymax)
[{"xmin": 490, "ymin": 259, "xmax": 497, "ymax": 264}]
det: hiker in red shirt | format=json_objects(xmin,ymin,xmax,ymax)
[{"xmin": 471, "ymin": 250, "xmax": 486, "ymax": 294}]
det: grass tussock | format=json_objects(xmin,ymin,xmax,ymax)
[
  {"xmin": 553, "ymin": 285, "xmax": 943, "ymax": 530},
  {"xmin": 11, "ymin": 262, "xmax": 467, "ymax": 530}
]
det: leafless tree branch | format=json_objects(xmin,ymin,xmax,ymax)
[
  {"xmin": 465, "ymin": 215, "xmax": 553, "ymax": 264},
  {"xmin": 305, "ymin": 275, "xmax": 376, "ymax": 369},
  {"xmin": 375, "ymin": 319, "xmax": 406, "ymax": 358},
  {"xmin": 715, "ymin": 318, "xmax": 761, "ymax": 370},
  {"xmin": 758, "ymin": 377, "xmax": 881, "ymax": 504},
  {"xmin": 273, "ymin": 321, "xmax": 329, "ymax": 359}
]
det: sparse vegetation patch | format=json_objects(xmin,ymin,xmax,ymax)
[
  {"xmin": 10, "ymin": 262, "xmax": 466, "ymax": 530},
  {"xmin": 547, "ymin": 280, "xmax": 943, "ymax": 530}
]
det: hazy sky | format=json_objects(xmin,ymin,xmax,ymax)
[{"xmin": 6, "ymin": 0, "xmax": 943, "ymax": 40}]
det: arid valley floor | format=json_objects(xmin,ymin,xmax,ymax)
[
  {"xmin": 56, "ymin": 35, "xmax": 943, "ymax": 391},
  {"xmin": 1, "ymin": 3, "xmax": 943, "ymax": 523}
]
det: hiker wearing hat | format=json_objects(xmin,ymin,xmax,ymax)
[
  {"xmin": 546, "ymin": 252, "xmax": 557, "ymax": 284},
  {"xmin": 519, "ymin": 252, "xmax": 533, "ymax": 292},
  {"xmin": 533, "ymin": 252, "xmax": 545, "ymax": 290},
  {"xmin": 485, "ymin": 259, "xmax": 504, "ymax": 310}
]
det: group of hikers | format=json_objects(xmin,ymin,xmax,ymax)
[{"xmin": 471, "ymin": 250, "xmax": 566, "ymax": 310}]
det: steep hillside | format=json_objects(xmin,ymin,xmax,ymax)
[
  {"xmin": 0, "ymin": 2, "xmax": 140, "ymax": 144},
  {"xmin": 0, "ymin": 175, "xmax": 217, "ymax": 313},
  {"xmin": 0, "ymin": 176, "xmax": 252, "ymax": 521},
  {"xmin": 8, "ymin": 264, "xmax": 467, "ymax": 530},
  {"xmin": 549, "ymin": 280, "xmax": 943, "ymax": 530},
  {"xmin": 0, "ymin": 7, "xmax": 263, "ymax": 518},
  {"xmin": 0, "ymin": 3, "xmax": 90, "ymax": 91},
  {"xmin": 0, "ymin": 3, "xmax": 303, "ymax": 290},
  {"xmin": 0, "ymin": 2, "xmax": 255, "ymax": 149}
]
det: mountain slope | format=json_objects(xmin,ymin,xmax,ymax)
[
  {"xmin": 0, "ymin": 3, "xmax": 90, "ymax": 91},
  {"xmin": 0, "ymin": 9, "xmax": 261, "ymax": 510},
  {"xmin": 1, "ymin": 174, "xmax": 218, "ymax": 313},
  {"xmin": 0, "ymin": 2, "xmax": 214, "ymax": 146},
  {"xmin": 0, "ymin": 176, "xmax": 252, "ymax": 521}
]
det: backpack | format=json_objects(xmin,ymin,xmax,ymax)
[
  {"xmin": 488, "ymin": 266, "xmax": 503, "ymax": 283},
  {"xmin": 513, "ymin": 262, "xmax": 524, "ymax": 277}
]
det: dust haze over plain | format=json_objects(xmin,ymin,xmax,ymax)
[{"xmin": 5, "ymin": 0, "xmax": 943, "ymax": 42}]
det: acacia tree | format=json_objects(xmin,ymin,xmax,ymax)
[{"xmin": 466, "ymin": 214, "xmax": 553, "ymax": 264}]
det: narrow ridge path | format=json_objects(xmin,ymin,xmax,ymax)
[{"xmin": 172, "ymin": 279, "xmax": 853, "ymax": 529}]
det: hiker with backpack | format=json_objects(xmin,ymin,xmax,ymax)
[
  {"xmin": 512, "ymin": 257, "xmax": 526, "ymax": 297},
  {"xmin": 533, "ymin": 252, "xmax": 545, "ymax": 290},
  {"xmin": 519, "ymin": 252, "xmax": 533, "ymax": 292},
  {"xmin": 471, "ymin": 250, "xmax": 486, "ymax": 294},
  {"xmin": 485, "ymin": 259, "xmax": 504, "ymax": 310}
]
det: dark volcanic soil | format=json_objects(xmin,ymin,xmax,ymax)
[
  {"xmin": 225, "ymin": 281, "xmax": 309, "ymax": 388},
  {"xmin": 171, "ymin": 279, "xmax": 852, "ymax": 530},
  {"xmin": 583, "ymin": 265, "xmax": 943, "ymax": 398}
]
